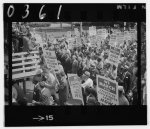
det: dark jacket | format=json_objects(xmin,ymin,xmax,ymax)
[
  {"xmin": 72, "ymin": 59, "xmax": 78, "ymax": 74},
  {"xmin": 123, "ymin": 71, "xmax": 131, "ymax": 94}
]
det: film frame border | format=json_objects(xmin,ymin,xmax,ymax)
[{"xmin": 4, "ymin": 3, "xmax": 147, "ymax": 126}]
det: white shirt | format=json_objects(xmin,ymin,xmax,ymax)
[{"xmin": 81, "ymin": 78, "xmax": 93, "ymax": 89}]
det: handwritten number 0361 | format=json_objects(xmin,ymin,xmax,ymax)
[{"xmin": 7, "ymin": 4, "xmax": 62, "ymax": 20}]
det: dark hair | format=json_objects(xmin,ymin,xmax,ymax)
[{"xmin": 39, "ymin": 47, "xmax": 42, "ymax": 51}]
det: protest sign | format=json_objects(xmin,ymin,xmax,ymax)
[
  {"xmin": 67, "ymin": 38, "xmax": 76, "ymax": 49},
  {"xmin": 97, "ymin": 29, "xmax": 107, "ymax": 39},
  {"xmin": 113, "ymin": 29, "xmax": 121, "ymax": 34},
  {"xmin": 67, "ymin": 31, "xmax": 72, "ymax": 38},
  {"xmin": 96, "ymin": 75, "xmax": 119, "ymax": 105},
  {"xmin": 68, "ymin": 74, "xmax": 84, "ymax": 105},
  {"xmin": 34, "ymin": 33, "xmax": 43, "ymax": 44},
  {"xmin": 124, "ymin": 31, "xmax": 132, "ymax": 41},
  {"xmin": 75, "ymin": 37, "xmax": 82, "ymax": 47},
  {"xmin": 96, "ymin": 35, "xmax": 102, "ymax": 49},
  {"xmin": 116, "ymin": 32, "xmax": 124, "ymax": 48},
  {"xmin": 89, "ymin": 36, "xmax": 97, "ymax": 47},
  {"xmin": 74, "ymin": 28, "xmax": 80, "ymax": 37},
  {"xmin": 109, "ymin": 34, "xmax": 117, "ymax": 46},
  {"xmin": 48, "ymin": 34, "xmax": 55, "ymax": 43},
  {"xmin": 108, "ymin": 45, "xmax": 121, "ymax": 65},
  {"xmin": 130, "ymin": 29, "xmax": 137, "ymax": 40},
  {"xmin": 89, "ymin": 26, "xmax": 97, "ymax": 36},
  {"xmin": 43, "ymin": 50, "xmax": 59, "ymax": 72}
]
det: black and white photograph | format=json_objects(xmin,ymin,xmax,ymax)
[
  {"xmin": 9, "ymin": 22, "xmax": 139, "ymax": 106},
  {"xmin": 3, "ymin": 3, "xmax": 147, "ymax": 126}
]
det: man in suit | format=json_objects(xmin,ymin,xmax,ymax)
[
  {"xmin": 122, "ymin": 65, "xmax": 132, "ymax": 97},
  {"xmin": 32, "ymin": 83, "xmax": 54, "ymax": 106},
  {"xmin": 71, "ymin": 55, "xmax": 78, "ymax": 74}
]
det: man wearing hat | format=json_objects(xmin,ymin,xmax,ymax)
[
  {"xmin": 122, "ymin": 65, "xmax": 132, "ymax": 98},
  {"xmin": 109, "ymin": 64, "xmax": 117, "ymax": 80},
  {"xmin": 89, "ymin": 63, "xmax": 99, "ymax": 86},
  {"xmin": 81, "ymin": 71, "xmax": 94, "ymax": 105},
  {"xmin": 65, "ymin": 53, "xmax": 72, "ymax": 74},
  {"xmin": 12, "ymin": 28, "xmax": 20, "ymax": 53},
  {"xmin": 71, "ymin": 55, "xmax": 78, "ymax": 74},
  {"xmin": 81, "ymin": 71, "xmax": 93, "ymax": 89},
  {"xmin": 77, "ymin": 56, "xmax": 84, "ymax": 77},
  {"xmin": 32, "ymin": 69, "xmax": 44, "ymax": 103},
  {"xmin": 56, "ymin": 71, "xmax": 69, "ymax": 105},
  {"xmin": 57, "ymin": 60, "xmax": 65, "ymax": 74},
  {"xmin": 37, "ymin": 67, "xmax": 59, "ymax": 105}
]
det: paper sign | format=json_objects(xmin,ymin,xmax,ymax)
[
  {"xmin": 74, "ymin": 28, "xmax": 80, "ymax": 37},
  {"xmin": 124, "ymin": 31, "xmax": 132, "ymax": 41},
  {"xmin": 67, "ymin": 31, "xmax": 72, "ymax": 38},
  {"xmin": 43, "ymin": 50, "xmax": 59, "ymax": 72},
  {"xmin": 48, "ymin": 34, "xmax": 55, "ymax": 43},
  {"xmin": 68, "ymin": 74, "xmax": 84, "ymax": 105},
  {"xmin": 89, "ymin": 36, "xmax": 97, "ymax": 47},
  {"xmin": 75, "ymin": 37, "xmax": 82, "ymax": 47},
  {"xmin": 96, "ymin": 35, "xmax": 102, "ymax": 48},
  {"xmin": 116, "ymin": 32, "xmax": 124, "ymax": 48},
  {"xmin": 130, "ymin": 29, "xmax": 137, "ymax": 40},
  {"xmin": 96, "ymin": 75, "xmax": 119, "ymax": 105},
  {"xmin": 89, "ymin": 26, "xmax": 97, "ymax": 36},
  {"xmin": 109, "ymin": 34, "xmax": 117, "ymax": 46},
  {"xmin": 67, "ymin": 38, "xmax": 76, "ymax": 49},
  {"xmin": 108, "ymin": 45, "xmax": 121, "ymax": 65},
  {"xmin": 113, "ymin": 29, "xmax": 120, "ymax": 35},
  {"xmin": 97, "ymin": 29, "xmax": 107, "ymax": 39}
]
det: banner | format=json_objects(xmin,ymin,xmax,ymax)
[
  {"xmin": 89, "ymin": 26, "xmax": 97, "ymax": 36},
  {"xmin": 108, "ymin": 45, "xmax": 121, "ymax": 65},
  {"xmin": 68, "ymin": 74, "xmax": 84, "ymax": 105},
  {"xmin": 43, "ymin": 50, "xmax": 59, "ymax": 72},
  {"xmin": 96, "ymin": 75, "xmax": 119, "ymax": 105}
]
